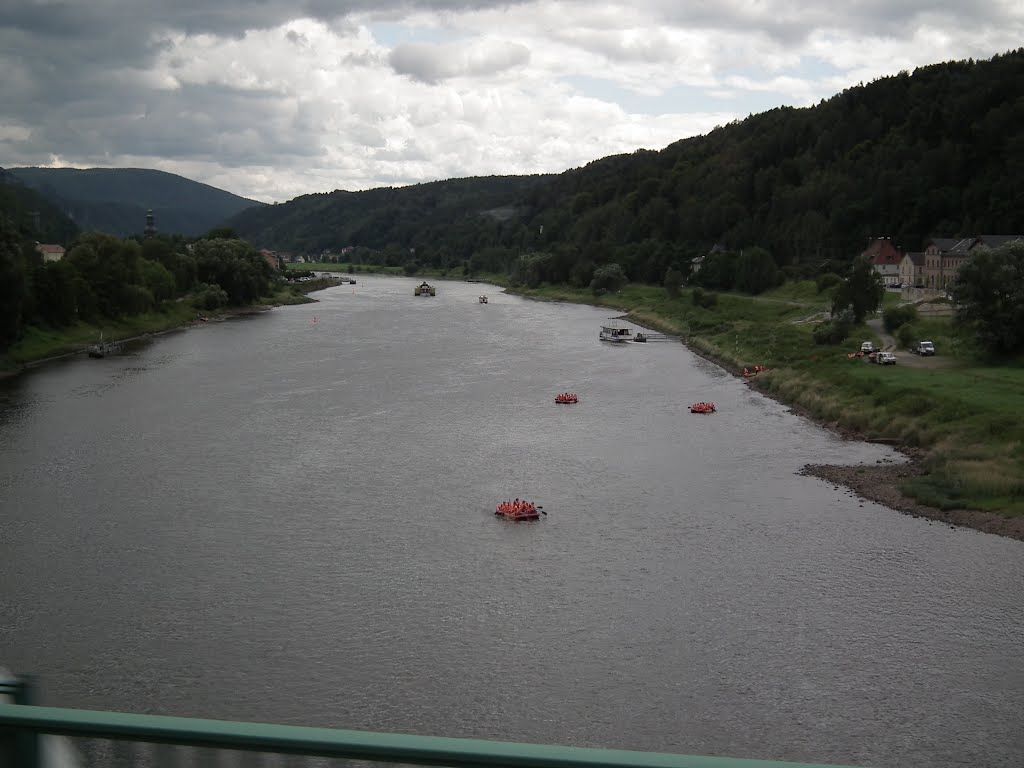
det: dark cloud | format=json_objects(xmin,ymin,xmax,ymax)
[{"xmin": 0, "ymin": 1, "xmax": 529, "ymax": 40}]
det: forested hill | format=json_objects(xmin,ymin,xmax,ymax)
[
  {"xmin": 0, "ymin": 169, "xmax": 79, "ymax": 244},
  {"xmin": 229, "ymin": 49, "xmax": 1024, "ymax": 282},
  {"xmin": 227, "ymin": 174, "xmax": 555, "ymax": 256},
  {"xmin": 6, "ymin": 167, "xmax": 265, "ymax": 238}
]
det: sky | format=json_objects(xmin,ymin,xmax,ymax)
[{"xmin": 1, "ymin": 1, "xmax": 1022, "ymax": 204}]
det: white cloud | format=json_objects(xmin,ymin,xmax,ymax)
[
  {"xmin": 389, "ymin": 39, "xmax": 530, "ymax": 83},
  {"xmin": 1, "ymin": 0, "xmax": 1022, "ymax": 203}
]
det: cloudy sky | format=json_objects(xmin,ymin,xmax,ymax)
[{"xmin": 1, "ymin": 1, "xmax": 1022, "ymax": 203}]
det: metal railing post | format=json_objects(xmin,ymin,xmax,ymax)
[{"xmin": 13, "ymin": 676, "xmax": 41, "ymax": 768}]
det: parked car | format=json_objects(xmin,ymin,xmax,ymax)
[
  {"xmin": 912, "ymin": 341, "xmax": 936, "ymax": 356},
  {"xmin": 875, "ymin": 351, "xmax": 897, "ymax": 365},
  {"xmin": 860, "ymin": 341, "xmax": 875, "ymax": 353}
]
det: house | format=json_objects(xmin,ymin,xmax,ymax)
[
  {"xmin": 259, "ymin": 249, "xmax": 281, "ymax": 271},
  {"xmin": 862, "ymin": 237, "xmax": 902, "ymax": 285},
  {"xmin": 691, "ymin": 243, "xmax": 727, "ymax": 276},
  {"xmin": 36, "ymin": 243, "xmax": 65, "ymax": 262},
  {"xmin": 914, "ymin": 234, "xmax": 1024, "ymax": 292},
  {"xmin": 971, "ymin": 235, "xmax": 1024, "ymax": 250},
  {"xmin": 921, "ymin": 237, "xmax": 972, "ymax": 289},
  {"xmin": 898, "ymin": 252, "xmax": 925, "ymax": 287}
]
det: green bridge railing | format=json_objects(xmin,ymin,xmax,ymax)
[{"xmin": 0, "ymin": 686, "xmax": 866, "ymax": 768}]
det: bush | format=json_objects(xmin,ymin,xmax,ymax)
[
  {"xmin": 590, "ymin": 263, "xmax": 627, "ymax": 295},
  {"xmin": 883, "ymin": 303, "xmax": 918, "ymax": 332},
  {"xmin": 664, "ymin": 267, "xmax": 683, "ymax": 299},
  {"xmin": 691, "ymin": 288, "xmax": 718, "ymax": 308},
  {"xmin": 816, "ymin": 272, "xmax": 843, "ymax": 293},
  {"xmin": 812, "ymin": 310, "xmax": 854, "ymax": 345},
  {"xmin": 897, "ymin": 323, "xmax": 917, "ymax": 349},
  {"xmin": 193, "ymin": 283, "xmax": 229, "ymax": 310}
]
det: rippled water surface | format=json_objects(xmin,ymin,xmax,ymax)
[{"xmin": 2, "ymin": 276, "xmax": 1022, "ymax": 768}]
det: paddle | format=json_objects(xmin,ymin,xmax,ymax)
[{"xmin": 536, "ymin": 505, "xmax": 547, "ymax": 515}]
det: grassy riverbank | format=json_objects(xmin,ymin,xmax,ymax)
[
  {"xmin": 503, "ymin": 280, "xmax": 1024, "ymax": 531},
  {"xmin": 1, "ymin": 282, "xmax": 317, "ymax": 371}
]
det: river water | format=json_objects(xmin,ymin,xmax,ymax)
[{"xmin": 1, "ymin": 276, "xmax": 1022, "ymax": 768}]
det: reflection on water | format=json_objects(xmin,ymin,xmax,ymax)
[{"xmin": 1, "ymin": 276, "xmax": 1022, "ymax": 768}]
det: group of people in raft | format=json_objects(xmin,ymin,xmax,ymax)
[
  {"xmin": 555, "ymin": 392, "xmax": 579, "ymax": 404},
  {"xmin": 690, "ymin": 402, "xmax": 717, "ymax": 413},
  {"xmin": 742, "ymin": 365, "xmax": 767, "ymax": 377},
  {"xmin": 495, "ymin": 499, "xmax": 541, "ymax": 518}
]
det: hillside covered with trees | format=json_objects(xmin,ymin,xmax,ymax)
[
  {"xmin": 228, "ymin": 174, "xmax": 554, "ymax": 260},
  {"xmin": 228, "ymin": 50, "xmax": 1024, "ymax": 286},
  {"xmin": 5, "ymin": 167, "xmax": 266, "ymax": 238},
  {"xmin": 0, "ymin": 169, "xmax": 80, "ymax": 244}
]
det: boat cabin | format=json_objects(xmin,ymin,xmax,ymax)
[{"xmin": 599, "ymin": 324, "xmax": 633, "ymax": 342}]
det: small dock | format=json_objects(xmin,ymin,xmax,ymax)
[{"xmin": 632, "ymin": 332, "xmax": 673, "ymax": 343}]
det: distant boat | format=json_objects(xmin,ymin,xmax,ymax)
[
  {"xmin": 414, "ymin": 282, "xmax": 436, "ymax": 296},
  {"xmin": 87, "ymin": 334, "xmax": 122, "ymax": 359},
  {"xmin": 599, "ymin": 324, "xmax": 632, "ymax": 343},
  {"xmin": 479, "ymin": 295, "xmax": 488, "ymax": 304}
]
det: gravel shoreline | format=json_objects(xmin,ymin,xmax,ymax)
[{"xmin": 798, "ymin": 461, "xmax": 1024, "ymax": 541}]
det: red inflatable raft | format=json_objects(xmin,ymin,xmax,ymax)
[{"xmin": 495, "ymin": 500, "xmax": 541, "ymax": 521}]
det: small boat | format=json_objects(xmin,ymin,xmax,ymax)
[
  {"xmin": 414, "ymin": 282, "xmax": 436, "ymax": 296},
  {"xmin": 690, "ymin": 402, "xmax": 716, "ymax": 414},
  {"xmin": 633, "ymin": 333, "xmax": 647, "ymax": 342},
  {"xmin": 479, "ymin": 295, "xmax": 488, "ymax": 304},
  {"xmin": 555, "ymin": 393, "xmax": 578, "ymax": 404},
  {"xmin": 87, "ymin": 334, "xmax": 122, "ymax": 359},
  {"xmin": 599, "ymin": 324, "xmax": 632, "ymax": 343},
  {"xmin": 495, "ymin": 501, "xmax": 541, "ymax": 521}
]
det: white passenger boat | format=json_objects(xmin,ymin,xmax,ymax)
[{"xmin": 599, "ymin": 324, "xmax": 633, "ymax": 343}]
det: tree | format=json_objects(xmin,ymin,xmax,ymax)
[
  {"xmin": 664, "ymin": 267, "xmax": 684, "ymax": 298},
  {"xmin": 590, "ymin": 263, "xmax": 627, "ymax": 295},
  {"xmin": 191, "ymin": 237, "xmax": 273, "ymax": 305},
  {"xmin": 882, "ymin": 303, "xmax": 918, "ymax": 332},
  {"xmin": 206, "ymin": 227, "xmax": 238, "ymax": 240},
  {"xmin": 734, "ymin": 246, "xmax": 779, "ymax": 294},
  {"xmin": 950, "ymin": 242, "xmax": 1024, "ymax": 355},
  {"xmin": 31, "ymin": 260, "xmax": 79, "ymax": 326},
  {"xmin": 511, "ymin": 253, "xmax": 551, "ymax": 288},
  {"xmin": 692, "ymin": 250, "xmax": 736, "ymax": 291},
  {"xmin": 0, "ymin": 215, "xmax": 27, "ymax": 349},
  {"xmin": 140, "ymin": 259, "xmax": 177, "ymax": 303},
  {"xmin": 832, "ymin": 255, "xmax": 883, "ymax": 324}
]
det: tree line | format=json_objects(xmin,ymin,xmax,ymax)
[{"xmin": 0, "ymin": 217, "xmax": 277, "ymax": 352}]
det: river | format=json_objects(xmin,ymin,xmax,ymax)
[{"xmin": 1, "ymin": 276, "xmax": 1022, "ymax": 768}]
